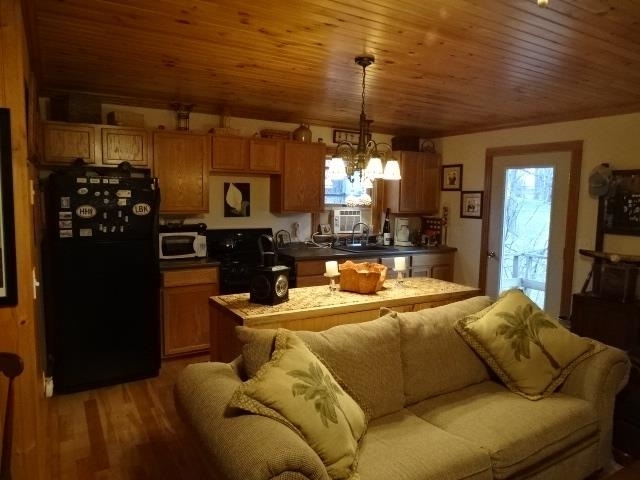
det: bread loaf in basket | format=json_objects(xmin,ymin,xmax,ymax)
[{"xmin": 338, "ymin": 260, "xmax": 387, "ymax": 294}]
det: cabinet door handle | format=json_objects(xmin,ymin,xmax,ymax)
[{"xmin": 487, "ymin": 250, "xmax": 497, "ymax": 259}]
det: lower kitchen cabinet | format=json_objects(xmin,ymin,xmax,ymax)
[
  {"xmin": 161, "ymin": 266, "xmax": 219, "ymax": 357},
  {"xmin": 411, "ymin": 252, "xmax": 454, "ymax": 281}
]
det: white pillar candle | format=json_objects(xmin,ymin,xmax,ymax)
[
  {"xmin": 325, "ymin": 260, "xmax": 339, "ymax": 276},
  {"xmin": 394, "ymin": 257, "xmax": 406, "ymax": 271}
]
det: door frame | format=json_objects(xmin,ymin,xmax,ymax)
[{"xmin": 479, "ymin": 141, "xmax": 583, "ymax": 317}]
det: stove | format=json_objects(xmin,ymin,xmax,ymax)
[{"xmin": 206, "ymin": 228, "xmax": 273, "ymax": 294}]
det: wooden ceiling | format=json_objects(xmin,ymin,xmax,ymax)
[{"xmin": 27, "ymin": 0, "xmax": 640, "ymax": 137}]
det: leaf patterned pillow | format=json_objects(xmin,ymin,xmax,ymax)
[
  {"xmin": 229, "ymin": 329, "xmax": 367, "ymax": 479},
  {"xmin": 455, "ymin": 289, "xmax": 601, "ymax": 400}
]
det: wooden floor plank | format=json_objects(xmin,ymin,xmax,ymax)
[{"xmin": 47, "ymin": 355, "xmax": 212, "ymax": 480}]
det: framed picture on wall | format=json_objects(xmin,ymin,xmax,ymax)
[
  {"xmin": 0, "ymin": 108, "xmax": 17, "ymax": 306},
  {"xmin": 460, "ymin": 191, "xmax": 483, "ymax": 219},
  {"xmin": 441, "ymin": 164, "xmax": 463, "ymax": 191}
]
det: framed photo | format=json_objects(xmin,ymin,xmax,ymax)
[
  {"xmin": 0, "ymin": 109, "xmax": 17, "ymax": 306},
  {"xmin": 441, "ymin": 164, "xmax": 463, "ymax": 191},
  {"xmin": 460, "ymin": 191, "xmax": 483, "ymax": 219},
  {"xmin": 332, "ymin": 129, "xmax": 371, "ymax": 145}
]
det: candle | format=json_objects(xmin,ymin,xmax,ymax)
[
  {"xmin": 325, "ymin": 260, "xmax": 339, "ymax": 276},
  {"xmin": 394, "ymin": 257, "xmax": 406, "ymax": 271}
]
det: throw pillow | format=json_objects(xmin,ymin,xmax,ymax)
[
  {"xmin": 229, "ymin": 329, "xmax": 367, "ymax": 479},
  {"xmin": 455, "ymin": 289, "xmax": 601, "ymax": 400}
]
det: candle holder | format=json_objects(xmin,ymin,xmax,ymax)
[
  {"xmin": 324, "ymin": 273, "xmax": 340, "ymax": 295},
  {"xmin": 393, "ymin": 269, "xmax": 408, "ymax": 287}
]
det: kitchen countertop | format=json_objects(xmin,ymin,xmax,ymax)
[
  {"xmin": 159, "ymin": 257, "xmax": 220, "ymax": 270},
  {"xmin": 209, "ymin": 276, "xmax": 479, "ymax": 361},
  {"xmin": 276, "ymin": 244, "xmax": 457, "ymax": 261}
]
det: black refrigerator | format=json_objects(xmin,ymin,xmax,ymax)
[{"xmin": 42, "ymin": 166, "xmax": 161, "ymax": 393}]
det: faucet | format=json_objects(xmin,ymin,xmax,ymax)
[{"xmin": 351, "ymin": 222, "xmax": 370, "ymax": 246}]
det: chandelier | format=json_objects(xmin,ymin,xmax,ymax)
[{"xmin": 329, "ymin": 55, "xmax": 401, "ymax": 183}]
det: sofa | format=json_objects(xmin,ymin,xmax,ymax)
[{"xmin": 174, "ymin": 294, "xmax": 631, "ymax": 480}]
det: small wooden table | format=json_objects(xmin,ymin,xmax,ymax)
[{"xmin": 209, "ymin": 277, "xmax": 480, "ymax": 362}]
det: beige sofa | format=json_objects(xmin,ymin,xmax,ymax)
[{"xmin": 174, "ymin": 296, "xmax": 630, "ymax": 480}]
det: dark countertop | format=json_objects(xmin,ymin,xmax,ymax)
[
  {"xmin": 159, "ymin": 257, "xmax": 220, "ymax": 271},
  {"xmin": 277, "ymin": 244, "xmax": 457, "ymax": 262}
]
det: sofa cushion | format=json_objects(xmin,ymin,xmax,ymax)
[
  {"xmin": 236, "ymin": 311, "xmax": 406, "ymax": 419},
  {"xmin": 455, "ymin": 289, "xmax": 600, "ymax": 399},
  {"xmin": 229, "ymin": 329, "xmax": 366, "ymax": 480},
  {"xmin": 398, "ymin": 295, "xmax": 492, "ymax": 404},
  {"xmin": 407, "ymin": 380, "xmax": 600, "ymax": 479},
  {"xmin": 358, "ymin": 409, "xmax": 493, "ymax": 480}
]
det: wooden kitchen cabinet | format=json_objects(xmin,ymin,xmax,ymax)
[
  {"xmin": 211, "ymin": 136, "xmax": 282, "ymax": 174},
  {"xmin": 42, "ymin": 121, "xmax": 152, "ymax": 169},
  {"xmin": 249, "ymin": 138, "xmax": 282, "ymax": 173},
  {"xmin": 101, "ymin": 125, "xmax": 151, "ymax": 167},
  {"xmin": 211, "ymin": 135, "xmax": 249, "ymax": 172},
  {"xmin": 153, "ymin": 131, "xmax": 210, "ymax": 214},
  {"xmin": 384, "ymin": 151, "xmax": 441, "ymax": 214},
  {"xmin": 411, "ymin": 251, "xmax": 455, "ymax": 281},
  {"xmin": 161, "ymin": 266, "xmax": 219, "ymax": 357},
  {"xmin": 270, "ymin": 141, "xmax": 326, "ymax": 213},
  {"xmin": 42, "ymin": 121, "xmax": 97, "ymax": 164}
]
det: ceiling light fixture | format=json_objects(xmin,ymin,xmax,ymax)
[
  {"xmin": 537, "ymin": 0, "xmax": 549, "ymax": 7},
  {"xmin": 331, "ymin": 55, "xmax": 401, "ymax": 183}
]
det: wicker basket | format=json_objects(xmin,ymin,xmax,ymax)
[{"xmin": 339, "ymin": 261, "xmax": 387, "ymax": 294}]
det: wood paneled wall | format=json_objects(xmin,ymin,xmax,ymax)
[{"xmin": 0, "ymin": 1, "xmax": 47, "ymax": 479}]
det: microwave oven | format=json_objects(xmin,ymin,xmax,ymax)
[
  {"xmin": 158, "ymin": 224, "xmax": 207, "ymax": 259},
  {"xmin": 332, "ymin": 208, "xmax": 363, "ymax": 234}
]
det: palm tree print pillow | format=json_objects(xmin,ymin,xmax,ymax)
[
  {"xmin": 229, "ymin": 329, "xmax": 367, "ymax": 479},
  {"xmin": 455, "ymin": 289, "xmax": 602, "ymax": 400}
]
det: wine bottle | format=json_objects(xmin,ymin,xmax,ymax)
[{"xmin": 383, "ymin": 208, "xmax": 391, "ymax": 245}]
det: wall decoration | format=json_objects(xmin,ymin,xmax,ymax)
[
  {"xmin": 441, "ymin": 164, "xmax": 463, "ymax": 191},
  {"xmin": 600, "ymin": 169, "xmax": 640, "ymax": 236},
  {"xmin": 332, "ymin": 129, "xmax": 371, "ymax": 145},
  {"xmin": 0, "ymin": 109, "xmax": 17, "ymax": 306},
  {"xmin": 224, "ymin": 182, "xmax": 251, "ymax": 217},
  {"xmin": 460, "ymin": 191, "xmax": 483, "ymax": 219}
]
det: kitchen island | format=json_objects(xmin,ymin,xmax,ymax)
[{"xmin": 209, "ymin": 277, "xmax": 480, "ymax": 362}]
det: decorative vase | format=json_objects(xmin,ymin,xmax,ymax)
[{"xmin": 293, "ymin": 123, "xmax": 312, "ymax": 142}]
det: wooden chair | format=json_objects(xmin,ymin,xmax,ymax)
[{"xmin": 0, "ymin": 353, "xmax": 23, "ymax": 480}]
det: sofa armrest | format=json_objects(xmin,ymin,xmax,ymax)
[
  {"xmin": 560, "ymin": 343, "xmax": 631, "ymax": 467},
  {"xmin": 174, "ymin": 361, "xmax": 330, "ymax": 480}
]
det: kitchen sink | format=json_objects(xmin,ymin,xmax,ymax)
[{"xmin": 334, "ymin": 244, "xmax": 397, "ymax": 253}]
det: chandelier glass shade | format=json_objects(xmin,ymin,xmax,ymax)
[{"xmin": 331, "ymin": 55, "xmax": 401, "ymax": 183}]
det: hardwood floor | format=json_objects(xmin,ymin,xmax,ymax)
[{"xmin": 46, "ymin": 355, "xmax": 212, "ymax": 480}]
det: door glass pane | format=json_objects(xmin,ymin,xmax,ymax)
[{"xmin": 500, "ymin": 167, "xmax": 554, "ymax": 308}]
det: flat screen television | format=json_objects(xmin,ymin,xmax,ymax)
[{"xmin": 0, "ymin": 108, "xmax": 17, "ymax": 305}]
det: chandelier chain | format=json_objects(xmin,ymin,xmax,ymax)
[{"xmin": 361, "ymin": 63, "xmax": 367, "ymax": 117}]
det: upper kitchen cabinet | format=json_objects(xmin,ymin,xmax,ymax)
[
  {"xmin": 41, "ymin": 121, "xmax": 152, "ymax": 168},
  {"xmin": 101, "ymin": 126, "xmax": 150, "ymax": 167},
  {"xmin": 153, "ymin": 131, "xmax": 210, "ymax": 214},
  {"xmin": 384, "ymin": 151, "xmax": 441, "ymax": 214},
  {"xmin": 211, "ymin": 136, "xmax": 281, "ymax": 174},
  {"xmin": 211, "ymin": 135, "xmax": 248, "ymax": 172},
  {"xmin": 249, "ymin": 138, "xmax": 282, "ymax": 173},
  {"xmin": 42, "ymin": 121, "xmax": 97, "ymax": 164},
  {"xmin": 270, "ymin": 141, "xmax": 326, "ymax": 213}
]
